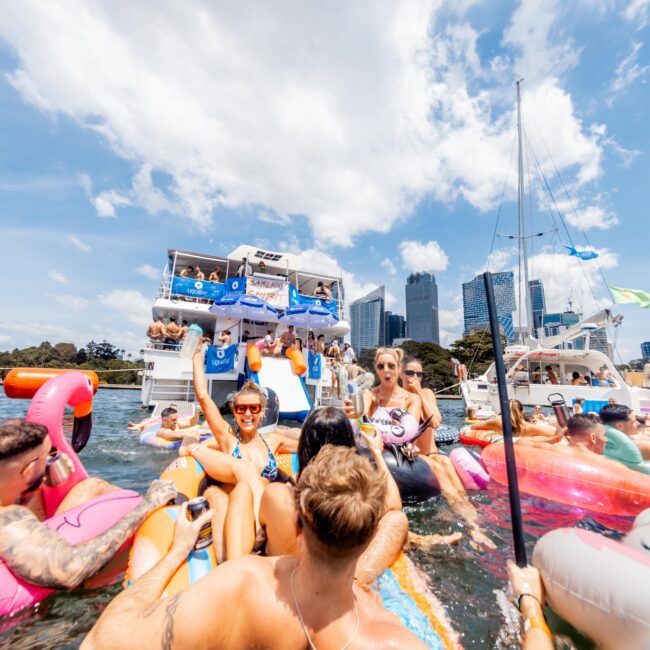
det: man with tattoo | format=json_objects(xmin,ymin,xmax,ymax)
[
  {"xmin": 0, "ymin": 419, "xmax": 176, "ymax": 591},
  {"xmin": 83, "ymin": 446, "xmax": 426, "ymax": 649}
]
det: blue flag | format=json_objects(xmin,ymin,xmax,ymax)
[
  {"xmin": 564, "ymin": 245, "xmax": 599, "ymax": 261},
  {"xmin": 308, "ymin": 351, "xmax": 322, "ymax": 380},
  {"xmin": 205, "ymin": 344, "xmax": 237, "ymax": 374}
]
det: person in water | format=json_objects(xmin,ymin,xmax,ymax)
[
  {"xmin": 156, "ymin": 407, "xmax": 200, "ymax": 441},
  {"xmin": 82, "ymin": 445, "xmax": 427, "ymax": 650},
  {"xmin": 184, "ymin": 345, "xmax": 297, "ymax": 562},
  {"xmin": 345, "ymin": 347, "xmax": 494, "ymax": 549},
  {"xmin": 519, "ymin": 414, "xmax": 606, "ymax": 458},
  {"xmin": 470, "ymin": 399, "xmax": 557, "ymax": 440},
  {"xmin": 399, "ymin": 356, "xmax": 441, "ymax": 455},
  {"xmin": 0, "ymin": 419, "xmax": 176, "ymax": 592},
  {"xmin": 600, "ymin": 403, "xmax": 650, "ymax": 459}
]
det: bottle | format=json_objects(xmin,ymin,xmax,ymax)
[
  {"xmin": 548, "ymin": 394, "xmax": 569, "ymax": 428},
  {"xmin": 44, "ymin": 451, "xmax": 71, "ymax": 487},
  {"xmin": 180, "ymin": 324, "xmax": 203, "ymax": 359},
  {"xmin": 187, "ymin": 496, "xmax": 213, "ymax": 550}
]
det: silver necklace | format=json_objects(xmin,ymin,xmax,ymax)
[{"xmin": 290, "ymin": 568, "xmax": 360, "ymax": 650}]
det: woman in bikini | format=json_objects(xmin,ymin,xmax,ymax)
[
  {"xmin": 181, "ymin": 344, "xmax": 298, "ymax": 562},
  {"xmin": 345, "ymin": 347, "xmax": 494, "ymax": 549}
]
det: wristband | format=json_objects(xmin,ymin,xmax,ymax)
[
  {"xmin": 515, "ymin": 592, "xmax": 544, "ymax": 611},
  {"xmin": 523, "ymin": 616, "xmax": 552, "ymax": 638}
]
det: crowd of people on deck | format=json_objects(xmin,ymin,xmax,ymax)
[
  {"xmin": 3, "ymin": 336, "xmax": 649, "ymax": 648},
  {"xmin": 510, "ymin": 362, "xmax": 617, "ymax": 388}
]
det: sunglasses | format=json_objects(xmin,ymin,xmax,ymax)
[
  {"xmin": 376, "ymin": 362, "xmax": 397, "ymax": 371},
  {"xmin": 233, "ymin": 404, "xmax": 262, "ymax": 415},
  {"xmin": 404, "ymin": 369, "xmax": 424, "ymax": 379}
]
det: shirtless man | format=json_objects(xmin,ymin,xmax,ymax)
[
  {"xmin": 0, "ymin": 419, "xmax": 175, "ymax": 594},
  {"xmin": 194, "ymin": 265, "xmax": 205, "ymax": 281},
  {"xmin": 208, "ymin": 266, "xmax": 221, "ymax": 282},
  {"xmin": 82, "ymin": 446, "xmax": 426, "ymax": 649},
  {"xmin": 544, "ymin": 365, "xmax": 559, "ymax": 385},
  {"xmin": 179, "ymin": 266, "xmax": 194, "ymax": 279},
  {"xmin": 146, "ymin": 315, "xmax": 165, "ymax": 349},
  {"xmin": 519, "ymin": 413, "xmax": 606, "ymax": 457},
  {"xmin": 156, "ymin": 407, "xmax": 200, "ymax": 442},
  {"xmin": 278, "ymin": 325, "xmax": 295, "ymax": 356},
  {"xmin": 163, "ymin": 317, "xmax": 181, "ymax": 348},
  {"xmin": 313, "ymin": 281, "xmax": 332, "ymax": 300}
]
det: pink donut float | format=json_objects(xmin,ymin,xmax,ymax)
[{"xmin": 449, "ymin": 447, "xmax": 490, "ymax": 490}]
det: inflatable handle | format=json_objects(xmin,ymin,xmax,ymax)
[
  {"xmin": 26, "ymin": 372, "xmax": 93, "ymax": 516},
  {"xmin": 286, "ymin": 348, "xmax": 307, "ymax": 375},
  {"xmin": 3, "ymin": 368, "xmax": 99, "ymax": 399},
  {"xmin": 247, "ymin": 343, "xmax": 262, "ymax": 372}
]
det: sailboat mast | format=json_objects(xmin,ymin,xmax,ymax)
[{"xmin": 516, "ymin": 79, "xmax": 533, "ymax": 339}]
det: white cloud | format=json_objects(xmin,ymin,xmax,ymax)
[
  {"xmin": 48, "ymin": 269, "xmax": 68, "ymax": 285},
  {"xmin": 608, "ymin": 42, "xmax": 649, "ymax": 103},
  {"xmin": 98, "ymin": 289, "xmax": 151, "ymax": 327},
  {"xmin": 438, "ymin": 305, "xmax": 464, "ymax": 346},
  {"xmin": 258, "ymin": 210, "xmax": 290, "ymax": 226},
  {"xmin": 67, "ymin": 234, "xmax": 91, "ymax": 252},
  {"xmin": 381, "ymin": 258, "xmax": 397, "ymax": 275},
  {"xmin": 0, "ymin": 334, "xmax": 12, "ymax": 346},
  {"xmin": 0, "ymin": 3, "xmax": 607, "ymax": 246},
  {"xmin": 399, "ymin": 240, "xmax": 449, "ymax": 272},
  {"xmin": 623, "ymin": 0, "xmax": 650, "ymax": 29},
  {"xmin": 53, "ymin": 294, "xmax": 88, "ymax": 312},
  {"xmin": 565, "ymin": 205, "xmax": 619, "ymax": 230},
  {"xmin": 136, "ymin": 264, "xmax": 160, "ymax": 280}
]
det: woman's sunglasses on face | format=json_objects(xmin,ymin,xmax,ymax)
[
  {"xmin": 404, "ymin": 369, "xmax": 424, "ymax": 379},
  {"xmin": 376, "ymin": 362, "xmax": 397, "ymax": 371},
  {"xmin": 233, "ymin": 404, "xmax": 262, "ymax": 415}
]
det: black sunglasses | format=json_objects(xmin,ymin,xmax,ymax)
[
  {"xmin": 404, "ymin": 369, "xmax": 424, "ymax": 379},
  {"xmin": 376, "ymin": 362, "xmax": 397, "ymax": 371}
]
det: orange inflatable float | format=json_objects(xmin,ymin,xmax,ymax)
[
  {"xmin": 3, "ymin": 367, "xmax": 99, "ymax": 399},
  {"xmin": 246, "ymin": 343, "xmax": 262, "ymax": 372},
  {"xmin": 285, "ymin": 347, "xmax": 307, "ymax": 375}
]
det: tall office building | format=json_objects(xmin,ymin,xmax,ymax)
[
  {"xmin": 542, "ymin": 310, "xmax": 584, "ymax": 349},
  {"xmin": 384, "ymin": 311, "xmax": 406, "ymax": 346},
  {"xmin": 462, "ymin": 271, "xmax": 516, "ymax": 341},
  {"xmin": 528, "ymin": 279, "xmax": 546, "ymax": 337},
  {"xmin": 641, "ymin": 342, "xmax": 650, "ymax": 360},
  {"xmin": 405, "ymin": 272, "xmax": 440, "ymax": 344},
  {"xmin": 350, "ymin": 286, "xmax": 385, "ymax": 353},
  {"xmin": 589, "ymin": 328, "xmax": 612, "ymax": 359}
]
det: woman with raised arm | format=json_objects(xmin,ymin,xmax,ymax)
[{"xmin": 185, "ymin": 344, "xmax": 297, "ymax": 561}]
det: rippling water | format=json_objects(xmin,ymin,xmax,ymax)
[{"xmin": 0, "ymin": 391, "xmax": 627, "ymax": 649}]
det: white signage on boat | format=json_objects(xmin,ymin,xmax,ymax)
[{"xmin": 246, "ymin": 276, "xmax": 289, "ymax": 309}]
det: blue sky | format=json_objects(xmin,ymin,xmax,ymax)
[{"xmin": 0, "ymin": 1, "xmax": 648, "ymax": 360}]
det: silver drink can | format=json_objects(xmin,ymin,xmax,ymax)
[
  {"xmin": 45, "ymin": 451, "xmax": 71, "ymax": 487},
  {"xmin": 187, "ymin": 496, "xmax": 212, "ymax": 550}
]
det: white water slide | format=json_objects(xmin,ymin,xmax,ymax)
[{"xmin": 256, "ymin": 357, "xmax": 311, "ymax": 421}]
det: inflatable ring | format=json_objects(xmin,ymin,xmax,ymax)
[
  {"xmin": 449, "ymin": 447, "xmax": 489, "ymax": 490},
  {"xmin": 434, "ymin": 427, "xmax": 460, "ymax": 446},
  {"xmin": 139, "ymin": 424, "xmax": 213, "ymax": 450}
]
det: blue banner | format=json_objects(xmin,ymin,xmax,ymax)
[
  {"xmin": 298, "ymin": 294, "xmax": 338, "ymax": 316},
  {"xmin": 308, "ymin": 351, "xmax": 322, "ymax": 379},
  {"xmin": 171, "ymin": 276, "xmax": 225, "ymax": 301},
  {"xmin": 226, "ymin": 277, "xmax": 247, "ymax": 294},
  {"xmin": 205, "ymin": 344, "xmax": 237, "ymax": 374},
  {"xmin": 288, "ymin": 283, "xmax": 300, "ymax": 306}
]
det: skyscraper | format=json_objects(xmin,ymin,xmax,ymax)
[
  {"xmin": 542, "ymin": 310, "xmax": 583, "ymax": 349},
  {"xmin": 589, "ymin": 328, "xmax": 612, "ymax": 359},
  {"xmin": 405, "ymin": 272, "xmax": 439, "ymax": 344},
  {"xmin": 350, "ymin": 286, "xmax": 385, "ymax": 353},
  {"xmin": 528, "ymin": 279, "xmax": 546, "ymax": 337},
  {"xmin": 384, "ymin": 311, "xmax": 406, "ymax": 346},
  {"xmin": 642, "ymin": 342, "xmax": 650, "ymax": 360},
  {"xmin": 462, "ymin": 272, "xmax": 516, "ymax": 341}
]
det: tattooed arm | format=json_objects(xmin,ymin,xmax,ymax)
[
  {"xmin": 83, "ymin": 505, "xmax": 250, "ymax": 650},
  {"xmin": 0, "ymin": 480, "xmax": 175, "ymax": 590}
]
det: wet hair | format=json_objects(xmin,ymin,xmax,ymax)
[
  {"xmin": 296, "ymin": 445, "xmax": 386, "ymax": 563},
  {"xmin": 374, "ymin": 347, "xmax": 404, "ymax": 367},
  {"xmin": 567, "ymin": 413, "xmax": 601, "ymax": 438},
  {"xmin": 509, "ymin": 399, "xmax": 526, "ymax": 435},
  {"xmin": 599, "ymin": 403, "xmax": 632, "ymax": 424},
  {"xmin": 230, "ymin": 381, "xmax": 267, "ymax": 415},
  {"xmin": 297, "ymin": 407, "xmax": 355, "ymax": 473},
  {"xmin": 0, "ymin": 419, "xmax": 49, "ymax": 461},
  {"xmin": 161, "ymin": 407, "xmax": 178, "ymax": 418}
]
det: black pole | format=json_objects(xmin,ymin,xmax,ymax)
[{"xmin": 482, "ymin": 272, "xmax": 527, "ymax": 567}]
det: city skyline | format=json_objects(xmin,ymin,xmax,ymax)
[{"xmin": 405, "ymin": 272, "xmax": 440, "ymax": 345}]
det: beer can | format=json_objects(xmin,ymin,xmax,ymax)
[
  {"xmin": 45, "ymin": 451, "xmax": 71, "ymax": 487},
  {"xmin": 186, "ymin": 496, "xmax": 212, "ymax": 550}
]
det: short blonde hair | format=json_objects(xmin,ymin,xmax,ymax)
[
  {"xmin": 296, "ymin": 445, "xmax": 386, "ymax": 563},
  {"xmin": 374, "ymin": 347, "xmax": 404, "ymax": 367}
]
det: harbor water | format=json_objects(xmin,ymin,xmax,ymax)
[{"xmin": 0, "ymin": 390, "xmax": 616, "ymax": 649}]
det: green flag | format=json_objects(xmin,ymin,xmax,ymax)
[{"xmin": 609, "ymin": 285, "xmax": 650, "ymax": 308}]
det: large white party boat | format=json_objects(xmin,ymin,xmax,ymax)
[{"xmin": 140, "ymin": 245, "xmax": 348, "ymax": 418}]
